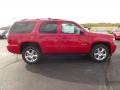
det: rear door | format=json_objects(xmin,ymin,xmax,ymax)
[{"xmin": 38, "ymin": 21, "xmax": 60, "ymax": 54}]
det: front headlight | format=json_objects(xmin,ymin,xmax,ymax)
[
  {"xmin": 113, "ymin": 38, "xmax": 115, "ymax": 41},
  {"xmin": 112, "ymin": 38, "xmax": 116, "ymax": 43}
]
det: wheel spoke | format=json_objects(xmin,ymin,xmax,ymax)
[
  {"xmin": 98, "ymin": 55, "xmax": 101, "ymax": 60},
  {"xmin": 94, "ymin": 53, "xmax": 99, "ymax": 56},
  {"xmin": 102, "ymin": 53, "xmax": 106, "ymax": 57},
  {"xmin": 33, "ymin": 55, "xmax": 37, "ymax": 57},
  {"xmin": 26, "ymin": 51, "xmax": 31, "ymax": 55},
  {"xmin": 101, "ymin": 48, "xmax": 105, "ymax": 53},
  {"xmin": 25, "ymin": 55, "xmax": 29, "ymax": 59},
  {"xmin": 31, "ymin": 50, "xmax": 34, "ymax": 55}
]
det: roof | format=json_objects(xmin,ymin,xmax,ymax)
[{"xmin": 16, "ymin": 18, "xmax": 71, "ymax": 22}]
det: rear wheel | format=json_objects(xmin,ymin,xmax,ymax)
[
  {"xmin": 22, "ymin": 46, "xmax": 42, "ymax": 64},
  {"xmin": 90, "ymin": 44, "xmax": 111, "ymax": 63}
]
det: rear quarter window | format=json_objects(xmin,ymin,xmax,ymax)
[{"xmin": 9, "ymin": 22, "xmax": 36, "ymax": 33}]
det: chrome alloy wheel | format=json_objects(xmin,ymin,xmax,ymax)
[
  {"xmin": 25, "ymin": 49, "xmax": 38, "ymax": 63},
  {"xmin": 94, "ymin": 47, "xmax": 107, "ymax": 61}
]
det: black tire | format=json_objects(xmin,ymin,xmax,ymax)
[
  {"xmin": 22, "ymin": 46, "xmax": 42, "ymax": 64},
  {"xmin": 90, "ymin": 44, "xmax": 111, "ymax": 63}
]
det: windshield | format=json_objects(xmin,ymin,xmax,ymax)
[{"xmin": 83, "ymin": 28, "xmax": 89, "ymax": 32}]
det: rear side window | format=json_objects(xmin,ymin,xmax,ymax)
[
  {"xmin": 9, "ymin": 22, "xmax": 35, "ymax": 33},
  {"xmin": 40, "ymin": 22, "xmax": 57, "ymax": 33}
]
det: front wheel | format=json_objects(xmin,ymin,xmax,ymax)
[
  {"xmin": 22, "ymin": 46, "xmax": 42, "ymax": 64},
  {"xmin": 90, "ymin": 44, "xmax": 111, "ymax": 63}
]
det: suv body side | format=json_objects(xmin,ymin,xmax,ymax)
[{"xmin": 7, "ymin": 19, "xmax": 116, "ymax": 55}]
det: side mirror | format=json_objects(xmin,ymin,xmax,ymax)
[{"xmin": 80, "ymin": 29, "xmax": 85, "ymax": 34}]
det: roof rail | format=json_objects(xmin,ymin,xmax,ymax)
[
  {"xmin": 36, "ymin": 18, "xmax": 59, "ymax": 20},
  {"xmin": 21, "ymin": 18, "xmax": 61, "ymax": 20}
]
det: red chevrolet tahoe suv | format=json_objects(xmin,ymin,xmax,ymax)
[{"xmin": 7, "ymin": 19, "xmax": 116, "ymax": 64}]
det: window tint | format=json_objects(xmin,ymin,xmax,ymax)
[
  {"xmin": 62, "ymin": 22, "xmax": 80, "ymax": 34},
  {"xmin": 40, "ymin": 22, "xmax": 57, "ymax": 33},
  {"xmin": 9, "ymin": 22, "xmax": 35, "ymax": 33}
]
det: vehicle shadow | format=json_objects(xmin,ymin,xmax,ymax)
[{"xmin": 25, "ymin": 55, "xmax": 107, "ymax": 85}]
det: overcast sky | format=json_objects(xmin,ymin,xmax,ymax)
[{"xmin": 0, "ymin": 0, "xmax": 120, "ymax": 27}]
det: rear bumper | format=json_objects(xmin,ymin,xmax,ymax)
[{"xmin": 7, "ymin": 45, "xmax": 20, "ymax": 54}]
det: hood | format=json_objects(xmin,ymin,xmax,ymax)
[
  {"xmin": 113, "ymin": 32, "xmax": 120, "ymax": 34},
  {"xmin": 87, "ymin": 32, "xmax": 114, "ymax": 38}
]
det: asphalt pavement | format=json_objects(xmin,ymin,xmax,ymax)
[{"xmin": 0, "ymin": 40, "xmax": 120, "ymax": 90}]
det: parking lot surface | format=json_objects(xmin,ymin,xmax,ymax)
[{"xmin": 0, "ymin": 40, "xmax": 120, "ymax": 90}]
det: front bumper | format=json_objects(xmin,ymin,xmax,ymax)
[{"xmin": 110, "ymin": 43, "xmax": 117, "ymax": 54}]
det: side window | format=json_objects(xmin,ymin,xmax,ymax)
[
  {"xmin": 9, "ymin": 22, "xmax": 35, "ymax": 33},
  {"xmin": 40, "ymin": 22, "xmax": 57, "ymax": 33},
  {"xmin": 62, "ymin": 22, "xmax": 80, "ymax": 34}
]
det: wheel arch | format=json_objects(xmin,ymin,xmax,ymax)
[
  {"xmin": 91, "ymin": 42, "xmax": 111, "ymax": 55},
  {"xmin": 20, "ymin": 42, "xmax": 42, "ymax": 53}
]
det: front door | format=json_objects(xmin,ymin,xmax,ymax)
[{"xmin": 58, "ymin": 22, "xmax": 88, "ymax": 54}]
